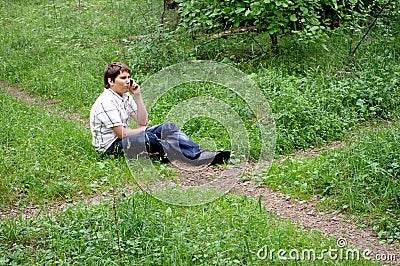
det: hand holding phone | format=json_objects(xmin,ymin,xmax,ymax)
[{"xmin": 129, "ymin": 79, "xmax": 141, "ymax": 95}]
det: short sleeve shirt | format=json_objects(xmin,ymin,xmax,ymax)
[{"xmin": 90, "ymin": 88, "xmax": 137, "ymax": 152}]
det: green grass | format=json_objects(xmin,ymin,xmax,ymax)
[
  {"xmin": 0, "ymin": 0, "xmax": 399, "ymax": 264},
  {"xmin": 263, "ymin": 121, "xmax": 400, "ymax": 242},
  {"xmin": 0, "ymin": 193, "xmax": 377, "ymax": 265},
  {"xmin": 0, "ymin": 0, "xmax": 162, "ymax": 114},
  {"xmin": 0, "ymin": 90, "xmax": 133, "ymax": 208}
]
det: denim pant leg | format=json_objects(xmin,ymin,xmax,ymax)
[
  {"xmin": 144, "ymin": 129, "xmax": 167, "ymax": 161},
  {"xmin": 121, "ymin": 129, "xmax": 166, "ymax": 161},
  {"xmin": 146, "ymin": 122, "xmax": 202, "ymax": 160},
  {"xmin": 122, "ymin": 131, "xmax": 148, "ymax": 159},
  {"xmin": 105, "ymin": 138, "xmax": 124, "ymax": 157}
]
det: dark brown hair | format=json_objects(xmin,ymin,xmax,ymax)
[{"xmin": 103, "ymin": 62, "xmax": 131, "ymax": 89}]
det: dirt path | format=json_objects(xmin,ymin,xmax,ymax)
[
  {"xmin": 233, "ymin": 181, "xmax": 399, "ymax": 264},
  {"xmin": 1, "ymin": 84, "xmax": 399, "ymax": 264},
  {"xmin": 1, "ymin": 82, "xmax": 89, "ymax": 128}
]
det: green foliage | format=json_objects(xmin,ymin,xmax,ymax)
[
  {"xmin": 256, "ymin": 57, "xmax": 400, "ymax": 153},
  {"xmin": 174, "ymin": 0, "xmax": 400, "ymax": 47},
  {"xmin": 338, "ymin": 0, "xmax": 400, "ymax": 27},
  {"xmin": 176, "ymin": 0, "xmax": 331, "ymax": 41},
  {"xmin": 264, "ymin": 123, "xmax": 400, "ymax": 241}
]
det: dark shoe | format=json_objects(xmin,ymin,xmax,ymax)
[
  {"xmin": 210, "ymin": 150, "xmax": 230, "ymax": 165},
  {"xmin": 193, "ymin": 150, "xmax": 230, "ymax": 166},
  {"xmin": 195, "ymin": 151, "xmax": 217, "ymax": 166}
]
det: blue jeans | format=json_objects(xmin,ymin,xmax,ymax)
[{"xmin": 107, "ymin": 122, "xmax": 202, "ymax": 161}]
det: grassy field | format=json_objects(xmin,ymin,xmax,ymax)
[{"xmin": 0, "ymin": 0, "xmax": 399, "ymax": 264}]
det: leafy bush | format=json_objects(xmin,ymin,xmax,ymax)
[
  {"xmin": 176, "ymin": 0, "xmax": 332, "ymax": 45},
  {"xmin": 174, "ymin": 0, "xmax": 399, "ymax": 48}
]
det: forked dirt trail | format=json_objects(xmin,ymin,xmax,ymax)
[{"xmin": 1, "ymin": 85, "xmax": 399, "ymax": 264}]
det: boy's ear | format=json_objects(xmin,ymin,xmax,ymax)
[{"xmin": 108, "ymin": 78, "xmax": 113, "ymax": 86}]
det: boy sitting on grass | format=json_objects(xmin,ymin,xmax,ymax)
[{"xmin": 90, "ymin": 62, "xmax": 230, "ymax": 166}]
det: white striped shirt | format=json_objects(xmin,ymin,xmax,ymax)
[{"xmin": 90, "ymin": 88, "xmax": 137, "ymax": 152}]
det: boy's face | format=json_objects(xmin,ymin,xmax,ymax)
[{"xmin": 109, "ymin": 71, "xmax": 130, "ymax": 96}]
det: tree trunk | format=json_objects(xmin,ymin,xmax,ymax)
[{"xmin": 269, "ymin": 33, "xmax": 278, "ymax": 52}]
